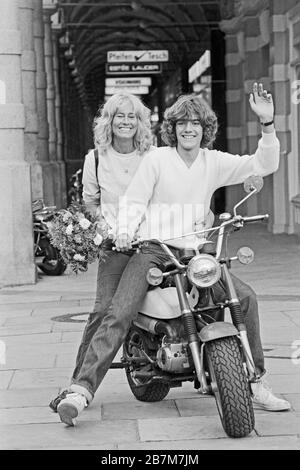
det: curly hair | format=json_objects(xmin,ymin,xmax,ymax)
[
  {"xmin": 93, "ymin": 92, "xmax": 152, "ymax": 155},
  {"xmin": 160, "ymin": 94, "xmax": 218, "ymax": 148}
]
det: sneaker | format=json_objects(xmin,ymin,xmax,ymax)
[
  {"xmin": 57, "ymin": 392, "xmax": 88, "ymax": 426},
  {"xmin": 251, "ymin": 380, "xmax": 291, "ymax": 411},
  {"xmin": 49, "ymin": 389, "xmax": 70, "ymax": 413}
]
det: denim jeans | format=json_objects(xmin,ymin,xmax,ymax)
[{"xmin": 70, "ymin": 243, "xmax": 265, "ymax": 401}]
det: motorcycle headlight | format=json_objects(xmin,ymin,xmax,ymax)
[{"xmin": 187, "ymin": 254, "xmax": 221, "ymax": 288}]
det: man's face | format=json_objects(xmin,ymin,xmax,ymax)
[
  {"xmin": 175, "ymin": 115, "xmax": 203, "ymax": 154},
  {"xmin": 112, "ymin": 101, "xmax": 138, "ymax": 141}
]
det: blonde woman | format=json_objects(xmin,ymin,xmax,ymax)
[{"xmin": 49, "ymin": 92, "xmax": 154, "ymax": 423}]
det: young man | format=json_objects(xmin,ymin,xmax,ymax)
[
  {"xmin": 116, "ymin": 82, "xmax": 290, "ymax": 412},
  {"xmin": 56, "ymin": 83, "xmax": 290, "ymax": 426}
]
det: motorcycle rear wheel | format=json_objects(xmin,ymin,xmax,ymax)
[
  {"xmin": 38, "ymin": 239, "xmax": 67, "ymax": 276},
  {"xmin": 205, "ymin": 336, "xmax": 255, "ymax": 438},
  {"xmin": 123, "ymin": 326, "xmax": 170, "ymax": 402}
]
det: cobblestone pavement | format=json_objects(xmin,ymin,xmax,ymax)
[{"xmin": 0, "ymin": 224, "xmax": 300, "ymax": 450}]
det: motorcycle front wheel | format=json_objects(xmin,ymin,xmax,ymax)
[
  {"xmin": 37, "ymin": 239, "xmax": 67, "ymax": 276},
  {"xmin": 205, "ymin": 336, "xmax": 255, "ymax": 438},
  {"xmin": 123, "ymin": 326, "xmax": 170, "ymax": 402}
]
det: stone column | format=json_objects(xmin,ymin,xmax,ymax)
[
  {"xmin": 270, "ymin": 0, "xmax": 294, "ymax": 234},
  {"xmin": 43, "ymin": 4, "xmax": 57, "ymax": 162},
  {"xmin": 33, "ymin": 0, "xmax": 55, "ymax": 205},
  {"xmin": 219, "ymin": 14, "xmax": 245, "ymax": 212},
  {"xmin": 18, "ymin": 0, "xmax": 43, "ymax": 201},
  {"xmin": 0, "ymin": 0, "xmax": 36, "ymax": 286},
  {"xmin": 52, "ymin": 19, "xmax": 67, "ymax": 208}
]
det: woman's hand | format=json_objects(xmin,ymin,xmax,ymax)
[
  {"xmin": 249, "ymin": 82, "xmax": 274, "ymax": 123},
  {"xmin": 115, "ymin": 233, "xmax": 133, "ymax": 252}
]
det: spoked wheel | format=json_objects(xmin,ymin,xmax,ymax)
[
  {"xmin": 38, "ymin": 239, "xmax": 67, "ymax": 276},
  {"xmin": 123, "ymin": 326, "xmax": 170, "ymax": 402},
  {"xmin": 205, "ymin": 336, "xmax": 255, "ymax": 438}
]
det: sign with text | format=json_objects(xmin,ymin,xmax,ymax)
[
  {"xmin": 188, "ymin": 50, "xmax": 211, "ymax": 83},
  {"xmin": 107, "ymin": 50, "xmax": 168, "ymax": 63},
  {"xmin": 105, "ymin": 85, "xmax": 149, "ymax": 95},
  {"xmin": 106, "ymin": 63, "xmax": 162, "ymax": 75},
  {"xmin": 105, "ymin": 77, "xmax": 152, "ymax": 87}
]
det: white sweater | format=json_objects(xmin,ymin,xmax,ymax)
[
  {"xmin": 82, "ymin": 146, "xmax": 146, "ymax": 233},
  {"xmin": 117, "ymin": 131, "xmax": 280, "ymax": 249}
]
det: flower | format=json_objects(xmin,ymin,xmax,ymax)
[
  {"xmin": 79, "ymin": 218, "xmax": 91, "ymax": 230},
  {"xmin": 93, "ymin": 233, "xmax": 103, "ymax": 246},
  {"xmin": 65, "ymin": 223, "xmax": 73, "ymax": 235},
  {"xmin": 73, "ymin": 254, "xmax": 85, "ymax": 261},
  {"xmin": 47, "ymin": 202, "xmax": 109, "ymax": 274}
]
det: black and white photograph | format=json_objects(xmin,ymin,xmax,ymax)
[{"xmin": 0, "ymin": 0, "xmax": 300, "ymax": 453}]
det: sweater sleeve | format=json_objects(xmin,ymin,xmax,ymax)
[
  {"xmin": 82, "ymin": 150, "xmax": 100, "ymax": 217},
  {"xmin": 215, "ymin": 131, "xmax": 280, "ymax": 189},
  {"xmin": 117, "ymin": 152, "xmax": 158, "ymax": 239}
]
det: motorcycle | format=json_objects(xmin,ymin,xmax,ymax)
[
  {"xmin": 32, "ymin": 199, "xmax": 67, "ymax": 276},
  {"xmin": 117, "ymin": 176, "xmax": 266, "ymax": 438},
  {"xmin": 68, "ymin": 168, "xmax": 83, "ymax": 204}
]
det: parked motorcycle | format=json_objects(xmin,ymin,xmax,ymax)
[
  {"xmin": 118, "ymin": 176, "xmax": 266, "ymax": 438},
  {"xmin": 32, "ymin": 199, "xmax": 67, "ymax": 276},
  {"xmin": 68, "ymin": 168, "xmax": 83, "ymax": 204}
]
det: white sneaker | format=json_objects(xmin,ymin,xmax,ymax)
[
  {"xmin": 251, "ymin": 380, "xmax": 291, "ymax": 412},
  {"xmin": 57, "ymin": 392, "xmax": 88, "ymax": 426}
]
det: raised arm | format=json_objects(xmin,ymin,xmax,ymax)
[{"xmin": 215, "ymin": 82, "xmax": 280, "ymax": 188}]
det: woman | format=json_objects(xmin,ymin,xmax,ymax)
[{"xmin": 49, "ymin": 92, "xmax": 153, "ymax": 421}]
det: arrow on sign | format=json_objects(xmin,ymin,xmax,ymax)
[{"xmin": 134, "ymin": 51, "xmax": 148, "ymax": 61}]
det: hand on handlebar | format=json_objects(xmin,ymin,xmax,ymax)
[{"xmin": 115, "ymin": 233, "xmax": 133, "ymax": 252}]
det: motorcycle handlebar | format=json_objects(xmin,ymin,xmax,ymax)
[{"xmin": 242, "ymin": 214, "xmax": 269, "ymax": 223}]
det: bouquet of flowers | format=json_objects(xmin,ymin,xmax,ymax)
[{"xmin": 46, "ymin": 202, "xmax": 110, "ymax": 274}]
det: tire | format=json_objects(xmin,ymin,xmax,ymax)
[
  {"xmin": 123, "ymin": 326, "xmax": 170, "ymax": 402},
  {"xmin": 38, "ymin": 240, "xmax": 67, "ymax": 276},
  {"xmin": 205, "ymin": 336, "xmax": 255, "ymax": 438}
]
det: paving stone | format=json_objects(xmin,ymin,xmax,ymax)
[
  {"xmin": 102, "ymin": 400, "xmax": 179, "ymax": 420},
  {"xmin": 61, "ymin": 331, "xmax": 84, "ymax": 343},
  {"xmin": 260, "ymin": 326, "xmax": 300, "ymax": 344},
  {"xmin": 31, "ymin": 305, "xmax": 91, "ymax": 318},
  {"xmin": 92, "ymin": 383, "xmax": 141, "ymax": 406},
  {"xmin": 0, "ymin": 294, "xmax": 61, "ymax": 305},
  {"xmin": 137, "ymin": 415, "xmax": 229, "ymax": 441},
  {"xmin": 0, "ymin": 309, "xmax": 33, "ymax": 321},
  {"xmin": 0, "ymin": 406, "xmax": 59, "ymax": 425},
  {"xmin": 55, "ymin": 353, "xmax": 76, "ymax": 368},
  {"xmin": 255, "ymin": 412, "xmax": 300, "ymax": 436},
  {"xmin": 3, "ymin": 316, "xmax": 54, "ymax": 327},
  {"xmin": 175, "ymin": 396, "xmax": 219, "ymax": 417},
  {"xmin": 9, "ymin": 368, "xmax": 73, "ymax": 389},
  {"xmin": 265, "ymin": 374, "xmax": 300, "ymax": 394},
  {"xmin": 0, "ymin": 371, "xmax": 14, "ymax": 389},
  {"xmin": 51, "ymin": 322, "xmax": 85, "ymax": 332},
  {"xmin": 0, "ymin": 323, "xmax": 53, "ymax": 336},
  {"xmin": 0, "ymin": 388, "xmax": 59, "ymax": 408},
  {"xmin": 264, "ymin": 358, "xmax": 300, "ymax": 375},
  {"xmin": 1, "ymin": 351, "xmax": 56, "ymax": 370},
  {"xmin": 2, "ymin": 332, "xmax": 62, "ymax": 345},
  {"xmin": 282, "ymin": 394, "xmax": 300, "ymax": 412},
  {"xmin": 6, "ymin": 341, "xmax": 77, "ymax": 357},
  {"xmin": 0, "ymin": 420, "xmax": 138, "ymax": 449},
  {"xmin": 118, "ymin": 435, "xmax": 300, "ymax": 450}
]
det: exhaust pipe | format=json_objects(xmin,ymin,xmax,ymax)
[{"xmin": 134, "ymin": 313, "xmax": 178, "ymax": 341}]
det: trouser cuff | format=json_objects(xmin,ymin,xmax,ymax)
[{"xmin": 70, "ymin": 383, "xmax": 93, "ymax": 403}]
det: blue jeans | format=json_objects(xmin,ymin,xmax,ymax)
[{"xmin": 71, "ymin": 243, "xmax": 265, "ymax": 401}]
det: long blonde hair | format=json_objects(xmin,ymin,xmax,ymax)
[{"xmin": 93, "ymin": 93, "xmax": 152, "ymax": 155}]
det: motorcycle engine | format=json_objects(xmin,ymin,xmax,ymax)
[{"xmin": 156, "ymin": 341, "xmax": 191, "ymax": 373}]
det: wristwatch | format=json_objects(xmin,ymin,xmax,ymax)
[{"xmin": 260, "ymin": 120, "xmax": 274, "ymax": 126}]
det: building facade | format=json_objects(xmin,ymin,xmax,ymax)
[{"xmin": 0, "ymin": 0, "xmax": 299, "ymax": 287}]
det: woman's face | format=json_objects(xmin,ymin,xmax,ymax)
[{"xmin": 112, "ymin": 100, "xmax": 138, "ymax": 141}]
